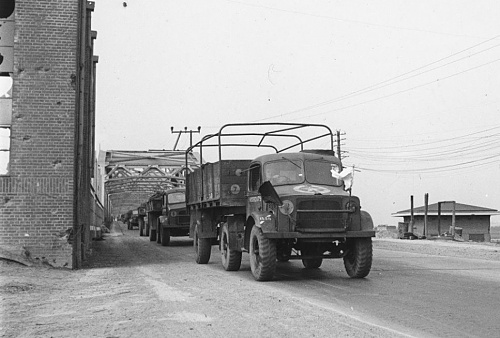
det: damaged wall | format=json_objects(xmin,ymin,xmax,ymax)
[{"xmin": 0, "ymin": 0, "xmax": 98, "ymax": 268}]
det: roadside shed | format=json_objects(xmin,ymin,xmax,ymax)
[{"xmin": 392, "ymin": 202, "xmax": 499, "ymax": 242}]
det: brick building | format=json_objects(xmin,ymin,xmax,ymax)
[
  {"xmin": 392, "ymin": 202, "xmax": 499, "ymax": 242},
  {"xmin": 0, "ymin": 0, "xmax": 102, "ymax": 268}
]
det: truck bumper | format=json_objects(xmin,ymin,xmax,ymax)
[{"xmin": 263, "ymin": 230, "xmax": 375, "ymax": 239}]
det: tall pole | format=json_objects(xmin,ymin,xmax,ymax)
[
  {"xmin": 451, "ymin": 201, "xmax": 456, "ymax": 236},
  {"xmin": 410, "ymin": 195, "xmax": 414, "ymax": 233},
  {"xmin": 437, "ymin": 202, "xmax": 442, "ymax": 236},
  {"xmin": 171, "ymin": 126, "xmax": 201, "ymax": 150},
  {"xmin": 424, "ymin": 193, "xmax": 429, "ymax": 237},
  {"xmin": 336, "ymin": 130, "xmax": 343, "ymax": 169}
]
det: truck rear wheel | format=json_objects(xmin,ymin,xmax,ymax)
[
  {"xmin": 249, "ymin": 226, "xmax": 276, "ymax": 281},
  {"xmin": 149, "ymin": 229, "xmax": 156, "ymax": 241},
  {"xmin": 161, "ymin": 228, "xmax": 171, "ymax": 246},
  {"xmin": 156, "ymin": 226, "xmax": 162, "ymax": 244},
  {"xmin": 343, "ymin": 238, "xmax": 372, "ymax": 278},
  {"xmin": 301, "ymin": 244, "xmax": 323, "ymax": 269},
  {"xmin": 194, "ymin": 225, "xmax": 211, "ymax": 264},
  {"xmin": 220, "ymin": 223, "xmax": 242, "ymax": 271},
  {"xmin": 139, "ymin": 220, "xmax": 144, "ymax": 236}
]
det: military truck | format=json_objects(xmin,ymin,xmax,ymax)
[
  {"xmin": 146, "ymin": 193, "xmax": 163, "ymax": 242},
  {"xmin": 185, "ymin": 123, "xmax": 375, "ymax": 281},
  {"xmin": 146, "ymin": 188, "xmax": 190, "ymax": 245},
  {"xmin": 157, "ymin": 188, "xmax": 190, "ymax": 246},
  {"xmin": 127, "ymin": 209, "xmax": 139, "ymax": 230}
]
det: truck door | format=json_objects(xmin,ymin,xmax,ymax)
[{"xmin": 246, "ymin": 163, "xmax": 263, "ymax": 215}]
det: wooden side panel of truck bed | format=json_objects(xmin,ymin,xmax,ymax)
[{"xmin": 187, "ymin": 160, "xmax": 250, "ymax": 207}]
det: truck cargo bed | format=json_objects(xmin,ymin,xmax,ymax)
[{"xmin": 186, "ymin": 160, "xmax": 250, "ymax": 207}]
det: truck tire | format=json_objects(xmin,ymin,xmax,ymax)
[
  {"xmin": 194, "ymin": 225, "xmax": 211, "ymax": 264},
  {"xmin": 156, "ymin": 226, "xmax": 162, "ymax": 244},
  {"xmin": 161, "ymin": 228, "xmax": 171, "ymax": 246},
  {"xmin": 220, "ymin": 223, "xmax": 242, "ymax": 271},
  {"xmin": 302, "ymin": 258, "xmax": 322, "ymax": 269},
  {"xmin": 149, "ymin": 229, "xmax": 156, "ymax": 242},
  {"xmin": 343, "ymin": 238, "xmax": 372, "ymax": 278},
  {"xmin": 139, "ymin": 221, "xmax": 144, "ymax": 236},
  {"xmin": 249, "ymin": 226, "xmax": 276, "ymax": 281},
  {"xmin": 301, "ymin": 244, "xmax": 322, "ymax": 269}
]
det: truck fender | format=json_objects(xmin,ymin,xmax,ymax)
[
  {"xmin": 190, "ymin": 209, "xmax": 217, "ymax": 239},
  {"xmin": 243, "ymin": 212, "xmax": 276, "ymax": 251},
  {"xmin": 360, "ymin": 210, "xmax": 374, "ymax": 231},
  {"xmin": 226, "ymin": 215, "xmax": 245, "ymax": 251},
  {"xmin": 250, "ymin": 211, "xmax": 276, "ymax": 233}
]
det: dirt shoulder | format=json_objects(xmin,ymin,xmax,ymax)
[{"xmin": 374, "ymin": 237, "xmax": 500, "ymax": 261}]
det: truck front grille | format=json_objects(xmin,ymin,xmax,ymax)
[{"xmin": 296, "ymin": 199, "xmax": 345, "ymax": 232}]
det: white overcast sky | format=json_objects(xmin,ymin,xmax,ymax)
[{"xmin": 93, "ymin": 0, "xmax": 500, "ymax": 226}]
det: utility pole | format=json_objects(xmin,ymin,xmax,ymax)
[
  {"xmin": 424, "ymin": 193, "xmax": 429, "ymax": 237},
  {"xmin": 171, "ymin": 126, "xmax": 201, "ymax": 150},
  {"xmin": 336, "ymin": 130, "xmax": 343, "ymax": 169},
  {"xmin": 410, "ymin": 195, "xmax": 414, "ymax": 233}
]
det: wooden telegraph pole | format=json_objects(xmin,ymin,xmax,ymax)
[{"xmin": 171, "ymin": 126, "xmax": 201, "ymax": 150}]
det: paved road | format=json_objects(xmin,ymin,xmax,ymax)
[{"xmin": 91, "ymin": 222, "xmax": 500, "ymax": 337}]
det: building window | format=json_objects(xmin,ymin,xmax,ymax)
[{"xmin": 0, "ymin": 127, "xmax": 10, "ymax": 175}]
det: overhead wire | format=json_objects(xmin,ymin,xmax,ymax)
[
  {"xmin": 259, "ymin": 36, "xmax": 500, "ymax": 122},
  {"xmin": 286, "ymin": 57, "xmax": 500, "ymax": 122}
]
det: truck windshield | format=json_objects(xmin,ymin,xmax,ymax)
[
  {"xmin": 167, "ymin": 192, "xmax": 185, "ymax": 204},
  {"xmin": 304, "ymin": 159, "xmax": 342, "ymax": 186},
  {"xmin": 264, "ymin": 160, "xmax": 304, "ymax": 185}
]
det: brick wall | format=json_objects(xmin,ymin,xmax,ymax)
[{"xmin": 0, "ymin": 0, "xmax": 80, "ymax": 267}]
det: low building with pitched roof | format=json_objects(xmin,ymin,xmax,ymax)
[{"xmin": 392, "ymin": 202, "xmax": 499, "ymax": 242}]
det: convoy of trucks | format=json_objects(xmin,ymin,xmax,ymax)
[{"xmin": 122, "ymin": 122, "xmax": 374, "ymax": 282}]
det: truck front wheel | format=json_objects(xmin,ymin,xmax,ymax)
[
  {"xmin": 220, "ymin": 223, "xmax": 242, "ymax": 271},
  {"xmin": 249, "ymin": 226, "xmax": 276, "ymax": 281},
  {"xmin": 161, "ymin": 228, "xmax": 171, "ymax": 246},
  {"xmin": 343, "ymin": 238, "xmax": 372, "ymax": 278},
  {"xmin": 194, "ymin": 225, "xmax": 211, "ymax": 264}
]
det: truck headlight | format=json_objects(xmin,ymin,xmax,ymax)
[
  {"xmin": 279, "ymin": 200, "xmax": 294, "ymax": 215},
  {"xmin": 345, "ymin": 201, "xmax": 357, "ymax": 212}
]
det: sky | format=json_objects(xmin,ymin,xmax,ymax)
[{"xmin": 92, "ymin": 0, "xmax": 500, "ymax": 226}]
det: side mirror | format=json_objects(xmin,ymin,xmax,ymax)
[{"xmin": 258, "ymin": 181, "xmax": 283, "ymax": 206}]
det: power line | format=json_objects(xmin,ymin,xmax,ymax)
[
  {"xmin": 287, "ymin": 57, "xmax": 500, "ymax": 121},
  {"xmin": 225, "ymin": 0, "xmax": 484, "ymax": 39},
  {"xmin": 256, "ymin": 35, "xmax": 500, "ymax": 122},
  {"xmin": 348, "ymin": 125, "xmax": 500, "ymax": 151}
]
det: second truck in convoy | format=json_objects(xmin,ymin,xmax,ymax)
[
  {"xmin": 185, "ymin": 123, "xmax": 375, "ymax": 281},
  {"xmin": 145, "ymin": 187, "xmax": 190, "ymax": 246}
]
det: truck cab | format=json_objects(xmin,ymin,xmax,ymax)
[{"xmin": 242, "ymin": 151, "xmax": 374, "ymax": 278}]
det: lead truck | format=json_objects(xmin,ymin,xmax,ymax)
[{"xmin": 185, "ymin": 123, "xmax": 375, "ymax": 281}]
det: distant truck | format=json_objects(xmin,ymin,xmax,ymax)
[
  {"xmin": 128, "ymin": 209, "xmax": 139, "ymax": 230},
  {"xmin": 146, "ymin": 188, "xmax": 190, "ymax": 246},
  {"xmin": 185, "ymin": 123, "xmax": 375, "ymax": 281},
  {"xmin": 158, "ymin": 188, "xmax": 190, "ymax": 245},
  {"xmin": 146, "ymin": 192, "xmax": 163, "ymax": 242}
]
